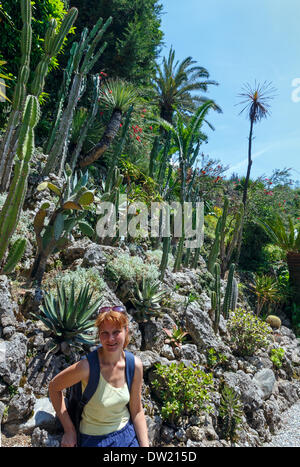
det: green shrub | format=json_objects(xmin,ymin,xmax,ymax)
[
  {"xmin": 152, "ymin": 362, "xmax": 214, "ymax": 425},
  {"xmin": 144, "ymin": 249, "xmax": 175, "ymax": 269},
  {"xmin": 227, "ymin": 308, "xmax": 272, "ymax": 356},
  {"xmin": 105, "ymin": 253, "xmax": 159, "ymax": 285}
]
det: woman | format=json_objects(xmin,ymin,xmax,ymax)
[{"xmin": 48, "ymin": 306, "xmax": 149, "ymax": 447}]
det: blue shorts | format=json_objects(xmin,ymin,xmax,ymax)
[{"xmin": 79, "ymin": 420, "xmax": 140, "ymax": 447}]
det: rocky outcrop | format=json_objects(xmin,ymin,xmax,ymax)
[{"xmin": 0, "ymin": 244, "xmax": 300, "ymax": 448}]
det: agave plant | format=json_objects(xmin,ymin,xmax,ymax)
[
  {"xmin": 33, "ymin": 280, "xmax": 102, "ymax": 354},
  {"xmin": 132, "ymin": 277, "xmax": 167, "ymax": 322}
]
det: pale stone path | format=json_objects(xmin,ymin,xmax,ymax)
[{"xmin": 263, "ymin": 401, "xmax": 300, "ymax": 447}]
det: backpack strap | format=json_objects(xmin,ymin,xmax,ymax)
[
  {"xmin": 79, "ymin": 349, "xmax": 100, "ymax": 408},
  {"xmin": 124, "ymin": 350, "xmax": 135, "ymax": 392}
]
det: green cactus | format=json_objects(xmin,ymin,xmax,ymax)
[
  {"xmin": 0, "ymin": 0, "xmax": 32, "ymax": 192},
  {"xmin": 207, "ymin": 197, "xmax": 244, "ymax": 278},
  {"xmin": 222, "ymin": 263, "xmax": 235, "ymax": 319},
  {"xmin": 2, "ymin": 238, "xmax": 27, "ymax": 274},
  {"xmin": 0, "ymin": 4, "xmax": 78, "ymax": 192},
  {"xmin": 29, "ymin": 167, "xmax": 95, "ymax": 284},
  {"xmin": 70, "ymin": 74, "xmax": 101, "ymax": 171},
  {"xmin": 230, "ymin": 277, "xmax": 238, "ymax": 312},
  {"xmin": 213, "ymin": 262, "xmax": 221, "ymax": 333},
  {"xmin": 159, "ymin": 236, "xmax": 171, "ymax": 280},
  {"xmin": 0, "ymin": 95, "xmax": 40, "ymax": 267},
  {"xmin": 42, "ymin": 16, "xmax": 112, "ymax": 177}
]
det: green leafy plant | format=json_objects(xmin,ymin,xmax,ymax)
[
  {"xmin": 269, "ymin": 347, "xmax": 285, "ymax": 369},
  {"xmin": 206, "ymin": 348, "xmax": 228, "ymax": 370},
  {"xmin": 227, "ymin": 308, "xmax": 272, "ymax": 357},
  {"xmin": 152, "ymin": 362, "xmax": 213, "ymax": 425},
  {"xmin": 33, "ymin": 280, "xmax": 102, "ymax": 354},
  {"xmin": 218, "ymin": 385, "xmax": 243, "ymax": 441}
]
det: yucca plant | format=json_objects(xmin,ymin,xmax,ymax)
[
  {"xmin": 248, "ymin": 273, "xmax": 281, "ymax": 316},
  {"xmin": 79, "ymin": 78, "xmax": 140, "ymax": 168},
  {"xmin": 33, "ymin": 280, "xmax": 102, "ymax": 354},
  {"xmin": 257, "ymin": 214, "xmax": 300, "ymax": 305},
  {"xmin": 132, "ymin": 277, "xmax": 167, "ymax": 322}
]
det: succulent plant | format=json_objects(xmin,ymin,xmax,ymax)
[
  {"xmin": 29, "ymin": 166, "xmax": 95, "ymax": 284},
  {"xmin": 132, "ymin": 277, "xmax": 167, "ymax": 322},
  {"xmin": 33, "ymin": 280, "xmax": 102, "ymax": 354}
]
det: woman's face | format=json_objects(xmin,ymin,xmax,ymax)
[{"xmin": 98, "ymin": 320, "xmax": 128, "ymax": 352}]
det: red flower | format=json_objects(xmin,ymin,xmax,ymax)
[
  {"xmin": 149, "ymin": 126, "xmax": 153, "ymax": 130},
  {"xmin": 108, "ymin": 90, "xmax": 112, "ymax": 94}
]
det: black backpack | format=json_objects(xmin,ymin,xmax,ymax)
[{"xmin": 63, "ymin": 348, "xmax": 136, "ymax": 443}]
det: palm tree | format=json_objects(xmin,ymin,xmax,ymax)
[
  {"xmin": 257, "ymin": 214, "xmax": 300, "ymax": 305},
  {"xmin": 152, "ymin": 47, "xmax": 220, "ymax": 125},
  {"xmin": 237, "ymin": 81, "xmax": 276, "ymax": 207}
]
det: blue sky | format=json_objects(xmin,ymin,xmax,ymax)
[{"xmin": 159, "ymin": 0, "xmax": 300, "ymax": 183}]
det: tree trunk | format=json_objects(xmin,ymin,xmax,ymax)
[
  {"xmin": 242, "ymin": 118, "xmax": 254, "ymax": 207},
  {"xmin": 236, "ymin": 118, "xmax": 254, "ymax": 264},
  {"xmin": 78, "ymin": 109, "xmax": 122, "ymax": 169},
  {"xmin": 29, "ymin": 252, "xmax": 49, "ymax": 286}
]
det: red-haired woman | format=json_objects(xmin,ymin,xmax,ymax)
[{"xmin": 49, "ymin": 306, "xmax": 149, "ymax": 447}]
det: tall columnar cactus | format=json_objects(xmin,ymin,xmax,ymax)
[
  {"xmin": 222, "ymin": 263, "xmax": 235, "ymax": 319},
  {"xmin": 44, "ymin": 41, "xmax": 78, "ymax": 155},
  {"xmin": 0, "ymin": 95, "xmax": 40, "ymax": 267},
  {"xmin": 70, "ymin": 74, "xmax": 101, "ymax": 171},
  {"xmin": 0, "ymin": 0, "xmax": 32, "ymax": 192},
  {"xmin": 213, "ymin": 262, "xmax": 221, "ymax": 333},
  {"xmin": 30, "ymin": 167, "xmax": 95, "ymax": 284},
  {"xmin": 0, "ymin": 6, "xmax": 78, "ymax": 265},
  {"xmin": 42, "ymin": 16, "xmax": 112, "ymax": 177},
  {"xmin": 230, "ymin": 276, "xmax": 239, "ymax": 312},
  {"xmin": 159, "ymin": 236, "xmax": 171, "ymax": 280},
  {"xmin": 0, "ymin": 3, "xmax": 78, "ymax": 192},
  {"xmin": 207, "ymin": 197, "xmax": 243, "ymax": 278}
]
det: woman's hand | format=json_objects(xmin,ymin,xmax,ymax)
[{"xmin": 61, "ymin": 429, "xmax": 77, "ymax": 447}]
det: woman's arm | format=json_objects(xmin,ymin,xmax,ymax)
[
  {"xmin": 129, "ymin": 357, "xmax": 150, "ymax": 447},
  {"xmin": 48, "ymin": 359, "xmax": 89, "ymax": 447}
]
